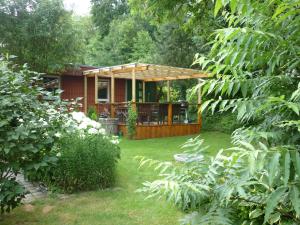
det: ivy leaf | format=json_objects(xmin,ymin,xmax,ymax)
[{"xmin": 264, "ymin": 186, "xmax": 287, "ymax": 224}]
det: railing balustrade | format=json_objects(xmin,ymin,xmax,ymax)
[{"xmin": 113, "ymin": 102, "xmax": 199, "ymax": 125}]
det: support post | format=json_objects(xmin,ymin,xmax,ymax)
[
  {"xmin": 131, "ymin": 68, "xmax": 137, "ymax": 111},
  {"xmin": 142, "ymin": 81, "xmax": 145, "ymax": 103},
  {"xmin": 110, "ymin": 72, "xmax": 115, "ymax": 118},
  {"xmin": 168, "ymin": 103, "xmax": 173, "ymax": 125},
  {"xmin": 167, "ymin": 80, "xmax": 170, "ymax": 102},
  {"xmin": 197, "ymin": 79, "xmax": 202, "ymax": 124},
  {"xmin": 84, "ymin": 75, "xmax": 87, "ymax": 114},
  {"xmin": 132, "ymin": 68, "xmax": 136, "ymax": 103},
  {"xmin": 95, "ymin": 74, "xmax": 98, "ymax": 104}
]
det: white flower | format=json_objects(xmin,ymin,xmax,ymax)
[
  {"xmin": 98, "ymin": 128, "xmax": 106, "ymax": 135},
  {"xmin": 88, "ymin": 128, "xmax": 98, "ymax": 134},
  {"xmin": 71, "ymin": 112, "xmax": 85, "ymax": 123},
  {"xmin": 56, "ymin": 152, "xmax": 62, "ymax": 157},
  {"xmin": 78, "ymin": 123, "xmax": 87, "ymax": 130},
  {"xmin": 110, "ymin": 139, "xmax": 119, "ymax": 145},
  {"xmin": 54, "ymin": 132, "xmax": 61, "ymax": 138}
]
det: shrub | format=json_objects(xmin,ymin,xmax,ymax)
[
  {"xmin": 0, "ymin": 179, "xmax": 27, "ymax": 214},
  {"xmin": 201, "ymin": 111, "xmax": 241, "ymax": 134},
  {"xmin": 47, "ymin": 132, "xmax": 120, "ymax": 193},
  {"xmin": 0, "ymin": 56, "xmax": 72, "ymax": 213},
  {"xmin": 87, "ymin": 106, "xmax": 98, "ymax": 121},
  {"xmin": 127, "ymin": 102, "xmax": 137, "ymax": 139}
]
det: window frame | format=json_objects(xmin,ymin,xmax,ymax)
[{"xmin": 97, "ymin": 79, "xmax": 110, "ymax": 103}]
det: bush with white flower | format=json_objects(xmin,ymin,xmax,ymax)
[
  {"xmin": 0, "ymin": 57, "xmax": 73, "ymax": 213},
  {"xmin": 67, "ymin": 111, "xmax": 119, "ymax": 144},
  {"xmin": 36, "ymin": 111, "xmax": 121, "ymax": 193}
]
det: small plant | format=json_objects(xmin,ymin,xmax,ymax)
[
  {"xmin": 127, "ymin": 101, "xmax": 137, "ymax": 139},
  {"xmin": 87, "ymin": 106, "xmax": 98, "ymax": 121},
  {"xmin": 44, "ymin": 132, "xmax": 120, "ymax": 193}
]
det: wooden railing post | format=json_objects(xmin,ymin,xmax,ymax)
[
  {"xmin": 168, "ymin": 103, "xmax": 172, "ymax": 125},
  {"xmin": 110, "ymin": 71, "xmax": 115, "ymax": 118},
  {"xmin": 142, "ymin": 80, "xmax": 145, "ymax": 103},
  {"xmin": 132, "ymin": 68, "xmax": 136, "ymax": 103},
  {"xmin": 167, "ymin": 80, "xmax": 170, "ymax": 102},
  {"xmin": 95, "ymin": 74, "xmax": 98, "ymax": 104},
  {"xmin": 84, "ymin": 75, "xmax": 87, "ymax": 114}
]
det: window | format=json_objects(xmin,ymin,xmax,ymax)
[
  {"xmin": 42, "ymin": 75, "xmax": 60, "ymax": 100},
  {"xmin": 98, "ymin": 80, "xmax": 109, "ymax": 102}
]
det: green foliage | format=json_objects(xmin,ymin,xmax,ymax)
[
  {"xmin": 87, "ymin": 106, "xmax": 98, "ymax": 121},
  {"xmin": 127, "ymin": 102, "xmax": 137, "ymax": 139},
  {"xmin": 137, "ymin": 0, "xmax": 300, "ymax": 224},
  {"xmin": 0, "ymin": 0, "xmax": 86, "ymax": 72},
  {"xmin": 0, "ymin": 56, "xmax": 71, "ymax": 212},
  {"xmin": 0, "ymin": 179, "xmax": 27, "ymax": 214},
  {"xmin": 43, "ymin": 132, "xmax": 120, "ymax": 193},
  {"xmin": 131, "ymin": 30, "xmax": 156, "ymax": 63},
  {"xmin": 91, "ymin": 0, "xmax": 129, "ymax": 37},
  {"xmin": 87, "ymin": 16, "xmax": 155, "ymax": 66},
  {"xmin": 201, "ymin": 111, "xmax": 241, "ymax": 134}
]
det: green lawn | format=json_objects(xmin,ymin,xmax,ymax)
[{"xmin": 1, "ymin": 131, "xmax": 231, "ymax": 225}]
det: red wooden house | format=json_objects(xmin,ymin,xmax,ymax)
[{"xmin": 45, "ymin": 63, "xmax": 208, "ymax": 139}]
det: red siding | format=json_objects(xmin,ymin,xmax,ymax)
[
  {"xmin": 60, "ymin": 75, "xmax": 126, "ymax": 114},
  {"xmin": 115, "ymin": 79, "xmax": 126, "ymax": 102}
]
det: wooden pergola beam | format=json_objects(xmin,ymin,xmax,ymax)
[{"xmin": 83, "ymin": 63, "xmax": 208, "ymax": 82}]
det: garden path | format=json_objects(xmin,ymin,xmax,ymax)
[{"xmin": 16, "ymin": 174, "xmax": 47, "ymax": 203}]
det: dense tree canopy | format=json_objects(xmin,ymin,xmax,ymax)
[
  {"xmin": 0, "ymin": 0, "xmax": 85, "ymax": 72},
  {"xmin": 139, "ymin": 0, "xmax": 300, "ymax": 224}
]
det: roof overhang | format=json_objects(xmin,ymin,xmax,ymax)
[{"xmin": 83, "ymin": 63, "xmax": 208, "ymax": 81}]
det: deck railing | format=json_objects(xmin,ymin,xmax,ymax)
[{"xmin": 113, "ymin": 102, "xmax": 199, "ymax": 125}]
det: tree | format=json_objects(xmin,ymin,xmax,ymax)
[
  {"xmin": 87, "ymin": 16, "xmax": 155, "ymax": 66},
  {"xmin": 0, "ymin": 56, "xmax": 71, "ymax": 213},
  {"xmin": 0, "ymin": 0, "xmax": 85, "ymax": 72},
  {"xmin": 91, "ymin": 0, "xmax": 129, "ymax": 37},
  {"xmin": 138, "ymin": 0, "xmax": 300, "ymax": 224}
]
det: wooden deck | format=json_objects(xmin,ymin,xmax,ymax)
[{"xmin": 118, "ymin": 123, "xmax": 201, "ymax": 140}]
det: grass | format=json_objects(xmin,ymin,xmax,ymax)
[{"xmin": 1, "ymin": 131, "xmax": 231, "ymax": 225}]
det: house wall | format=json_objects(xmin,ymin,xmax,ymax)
[{"xmin": 60, "ymin": 75, "xmax": 126, "ymax": 114}]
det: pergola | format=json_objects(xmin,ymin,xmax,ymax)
[{"xmin": 83, "ymin": 63, "xmax": 208, "ymax": 112}]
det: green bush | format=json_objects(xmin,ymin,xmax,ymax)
[
  {"xmin": 46, "ymin": 132, "xmax": 120, "ymax": 193},
  {"xmin": 87, "ymin": 106, "xmax": 98, "ymax": 121},
  {"xmin": 127, "ymin": 102, "xmax": 137, "ymax": 139},
  {"xmin": 0, "ymin": 57, "xmax": 71, "ymax": 213},
  {"xmin": 201, "ymin": 111, "xmax": 241, "ymax": 134}
]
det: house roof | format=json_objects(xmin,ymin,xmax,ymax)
[
  {"xmin": 83, "ymin": 63, "xmax": 208, "ymax": 82},
  {"xmin": 61, "ymin": 65, "xmax": 101, "ymax": 77}
]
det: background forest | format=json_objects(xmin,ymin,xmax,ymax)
[
  {"xmin": 1, "ymin": 0, "xmax": 299, "ymax": 224},
  {"xmin": 0, "ymin": 0, "xmax": 233, "ymax": 132}
]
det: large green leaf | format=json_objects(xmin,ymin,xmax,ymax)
[
  {"xmin": 290, "ymin": 185, "xmax": 300, "ymax": 217},
  {"xmin": 214, "ymin": 0, "xmax": 223, "ymax": 17},
  {"xmin": 264, "ymin": 186, "xmax": 287, "ymax": 224},
  {"xmin": 283, "ymin": 151, "xmax": 290, "ymax": 187}
]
